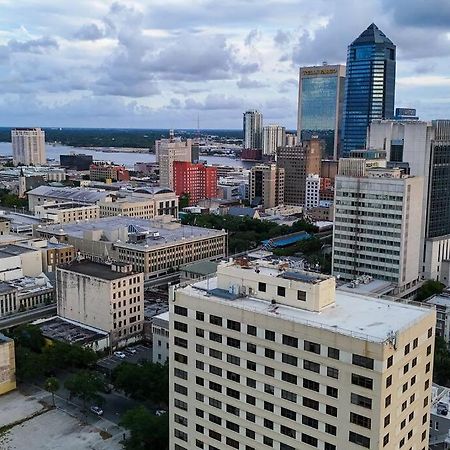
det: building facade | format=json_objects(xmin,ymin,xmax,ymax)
[
  {"xmin": 11, "ymin": 128, "xmax": 46, "ymax": 166},
  {"xmin": 0, "ymin": 334, "xmax": 16, "ymax": 395},
  {"xmin": 156, "ymin": 137, "xmax": 192, "ymax": 189},
  {"xmin": 305, "ymin": 174, "xmax": 321, "ymax": 210},
  {"xmin": 34, "ymin": 202, "xmax": 100, "ymax": 223},
  {"xmin": 56, "ymin": 261, "xmax": 144, "ymax": 346},
  {"xmin": 173, "ymin": 162, "xmax": 218, "ymax": 206},
  {"xmin": 277, "ymin": 139, "xmax": 322, "ymax": 206},
  {"xmin": 341, "ymin": 24, "xmax": 396, "ymax": 155},
  {"xmin": 89, "ymin": 162, "xmax": 130, "ymax": 182},
  {"xmin": 151, "ymin": 311, "xmax": 170, "ymax": 364},
  {"xmin": 249, "ymin": 164, "xmax": 284, "ymax": 209},
  {"xmin": 169, "ymin": 258, "xmax": 436, "ymax": 450},
  {"xmin": 262, "ymin": 125, "xmax": 286, "ymax": 156},
  {"xmin": 243, "ymin": 110, "xmax": 263, "ymax": 150},
  {"xmin": 333, "ymin": 169, "xmax": 423, "ymax": 294},
  {"xmin": 297, "ymin": 64, "xmax": 346, "ymax": 159}
]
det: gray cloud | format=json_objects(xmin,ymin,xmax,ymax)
[
  {"xmin": 237, "ymin": 76, "xmax": 269, "ymax": 89},
  {"xmin": 74, "ymin": 23, "xmax": 106, "ymax": 41},
  {"xmin": 274, "ymin": 30, "xmax": 292, "ymax": 47},
  {"xmin": 8, "ymin": 36, "xmax": 58, "ymax": 54},
  {"xmin": 245, "ymin": 29, "xmax": 261, "ymax": 46}
]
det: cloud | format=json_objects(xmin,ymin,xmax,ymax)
[
  {"xmin": 237, "ymin": 76, "xmax": 269, "ymax": 89},
  {"xmin": 185, "ymin": 94, "xmax": 244, "ymax": 111},
  {"xmin": 245, "ymin": 29, "xmax": 261, "ymax": 46},
  {"xmin": 274, "ymin": 30, "xmax": 292, "ymax": 46},
  {"xmin": 74, "ymin": 23, "xmax": 106, "ymax": 41},
  {"xmin": 7, "ymin": 36, "xmax": 58, "ymax": 53}
]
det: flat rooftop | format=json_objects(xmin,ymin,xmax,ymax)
[
  {"xmin": 39, "ymin": 202, "xmax": 96, "ymax": 210},
  {"xmin": 182, "ymin": 276, "xmax": 432, "ymax": 344},
  {"xmin": 38, "ymin": 216, "xmax": 226, "ymax": 250},
  {"xmin": 0, "ymin": 244, "xmax": 37, "ymax": 258},
  {"xmin": 60, "ymin": 260, "xmax": 135, "ymax": 280},
  {"xmin": 426, "ymin": 293, "xmax": 450, "ymax": 308}
]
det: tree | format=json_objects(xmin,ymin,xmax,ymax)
[
  {"xmin": 416, "ymin": 280, "xmax": 445, "ymax": 302},
  {"xmin": 434, "ymin": 335, "xmax": 450, "ymax": 385},
  {"xmin": 179, "ymin": 193, "xmax": 190, "ymax": 209},
  {"xmin": 120, "ymin": 406, "xmax": 169, "ymax": 450},
  {"xmin": 65, "ymin": 371, "xmax": 104, "ymax": 412},
  {"xmin": 45, "ymin": 377, "xmax": 60, "ymax": 406},
  {"xmin": 11, "ymin": 324, "xmax": 45, "ymax": 352}
]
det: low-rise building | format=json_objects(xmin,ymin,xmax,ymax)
[
  {"xmin": 151, "ymin": 311, "xmax": 169, "ymax": 364},
  {"xmin": 56, "ymin": 260, "xmax": 144, "ymax": 347},
  {"xmin": 35, "ymin": 217, "xmax": 227, "ymax": 280},
  {"xmin": 98, "ymin": 196, "xmax": 155, "ymax": 220},
  {"xmin": 0, "ymin": 245, "xmax": 43, "ymax": 279},
  {"xmin": 0, "ymin": 334, "xmax": 16, "ymax": 395},
  {"xmin": 34, "ymin": 202, "xmax": 100, "ymax": 223},
  {"xmin": 89, "ymin": 162, "xmax": 130, "ymax": 182},
  {"xmin": 426, "ymin": 293, "xmax": 450, "ymax": 344},
  {"xmin": 430, "ymin": 384, "xmax": 450, "ymax": 448}
]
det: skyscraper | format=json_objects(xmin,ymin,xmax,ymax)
[
  {"xmin": 297, "ymin": 64, "xmax": 346, "ymax": 159},
  {"xmin": 341, "ymin": 23, "xmax": 396, "ymax": 155},
  {"xmin": 11, "ymin": 127, "xmax": 46, "ymax": 166},
  {"xmin": 243, "ymin": 110, "xmax": 263, "ymax": 150},
  {"xmin": 262, "ymin": 124, "xmax": 285, "ymax": 156},
  {"xmin": 249, "ymin": 163, "xmax": 284, "ymax": 209}
]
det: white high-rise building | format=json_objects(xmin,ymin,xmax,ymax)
[
  {"xmin": 11, "ymin": 128, "xmax": 46, "ymax": 166},
  {"xmin": 263, "ymin": 125, "xmax": 286, "ymax": 156},
  {"xmin": 333, "ymin": 167, "xmax": 424, "ymax": 295},
  {"xmin": 243, "ymin": 110, "xmax": 263, "ymax": 150},
  {"xmin": 169, "ymin": 258, "xmax": 435, "ymax": 450},
  {"xmin": 305, "ymin": 174, "xmax": 320, "ymax": 209}
]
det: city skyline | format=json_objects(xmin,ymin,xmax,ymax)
[{"xmin": 1, "ymin": 0, "xmax": 449, "ymax": 129}]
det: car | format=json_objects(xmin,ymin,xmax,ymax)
[
  {"xmin": 437, "ymin": 402, "xmax": 448, "ymax": 415},
  {"xmin": 155, "ymin": 409, "xmax": 167, "ymax": 416},
  {"xmin": 90, "ymin": 406, "xmax": 103, "ymax": 416},
  {"xmin": 114, "ymin": 351, "xmax": 126, "ymax": 359},
  {"xmin": 127, "ymin": 348, "xmax": 137, "ymax": 354}
]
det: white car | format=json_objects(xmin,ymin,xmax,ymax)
[
  {"xmin": 114, "ymin": 351, "xmax": 126, "ymax": 359},
  {"xmin": 90, "ymin": 406, "xmax": 103, "ymax": 416},
  {"xmin": 127, "ymin": 348, "xmax": 137, "ymax": 354}
]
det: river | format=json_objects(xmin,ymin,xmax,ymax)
[{"xmin": 0, "ymin": 142, "xmax": 249, "ymax": 169}]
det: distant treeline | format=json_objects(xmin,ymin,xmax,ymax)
[{"xmin": 0, "ymin": 127, "xmax": 242, "ymax": 149}]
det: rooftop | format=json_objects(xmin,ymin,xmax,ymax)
[
  {"xmin": 60, "ymin": 260, "xmax": 135, "ymax": 280},
  {"xmin": 181, "ymin": 276, "xmax": 432, "ymax": 344},
  {"xmin": 38, "ymin": 202, "xmax": 97, "ymax": 211},
  {"xmin": 180, "ymin": 260, "xmax": 218, "ymax": 276},
  {"xmin": 427, "ymin": 293, "xmax": 450, "ymax": 308},
  {"xmin": 27, "ymin": 186, "xmax": 110, "ymax": 203},
  {"xmin": 352, "ymin": 23, "xmax": 394, "ymax": 46},
  {"xmin": 0, "ymin": 244, "xmax": 37, "ymax": 258},
  {"xmin": 0, "ymin": 333, "xmax": 12, "ymax": 344}
]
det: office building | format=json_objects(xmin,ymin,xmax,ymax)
[
  {"xmin": 151, "ymin": 311, "xmax": 170, "ymax": 364},
  {"xmin": 11, "ymin": 128, "xmax": 46, "ymax": 166},
  {"xmin": 305, "ymin": 174, "xmax": 321, "ymax": 209},
  {"xmin": 169, "ymin": 257, "xmax": 435, "ymax": 450},
  {"xmin": 56, "ymin": 260, "xmax": 144, "ymax": 346},
  {"xmin": 156, "ymin": 136, "xmax": 192, "ymax": 189},
  {"xmin": 249, "ymin": 164, "xmax": 284, "ymax": 209},
  {"xmin": 0, "ymin": 334, "xmax": 16, "ymax": 395},
  {"xmin": 262, "ymin": 125, "xmax": 286, "ymax": 156},
  {"xmin": 35, "ymin": 217, "xmax": 227, "ymax": 280},
  {"xmin": 285, "ymin": 132, "xmax": 298, "ymax": 147},
  {"xmin": 277, "ymin": 139, "xmax": 322, "ymax": 206},
  {"xmin": 60, "ymin": 154, "xmax": 93, "ymax": 171},
  {"xmin": 243, "ymin": 110, "xmax": 263, "ymax": 150},
  {"xmin": 173, "ymin": 162, "xmax": 218, "ymax": 206},
  {"xmin": 89, "ymin": 162, "xmax": 130, "ymax": 182},
  {"xmin": 342, "ymin": 24, "xmax": 396, "ymax": 154},
  {"xmin": 297, "ymin": 64, "xmax": 346, "ymax": 159},
  {"xmin": 333, "ymin": 168, "xmax": 423, "ymax": 295},
  {"xmin": 426, "ymin": 293, "xmax": 450, "ymax": 344},
  {"xmin": 34, "ymin": 202, "xmax": 100, "ymax": 223}
]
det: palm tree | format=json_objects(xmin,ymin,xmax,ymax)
[{"xmin": 45, "ymin": 377, "xmax": 60, "ymax": 407}]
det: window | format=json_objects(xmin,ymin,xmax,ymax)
[
  {"xmin": 264, "ymin": 384, "xmax": 274, "ymax": 395},
  {"xmin": 209, "ymin": 381, "xmax": 221, "ymax": 393},
  {"xmin": 174, "ymin": 305, "xmax": 188, "ymax": 316},
  {"xmin": 325, "ymin": 424, "xmax": 337, "ymax": 435},
  {"xmin": 387, "ymin": 355, "xmax": 393, "ymax": 368},
  {"xmin": 277, "ymin": 286, "xmax": 286, "ymax": 297},
  {"xmin": 265, "ymin": 348, "xmax": 275, "ymax": 359},
  {"xmin": 227, "ymin": 371, "xmax": 240, "ymax": 383},
  {"xmin": 246, "ymin": 395, "xmax": 256, "ymax": 405},
  {"xmin": 265, "ymin": 330, "xmax": 275, "ymax": 341},
  {"xmin": 226, "ymin": 437, "xmax": 239, "ymax": 449},
  {"xmin": 227, "ymin": 320, "xmax": 240, "ymax": 331},
  {"xmin": 304, "ymin": 360, "xmax": 320, "ymax": 373},
  {"xmin": 350, "ymin": 412, "xmax": 371, "ymax": 429},
  {"xmin": 174, "ymin": 337, "xmax": 188, "ymax": 349},
  {"xmin": 327, "ymin": 367, "xmax": 339, "ymax": 379},
  {"xmin": 349, "ymin": 431, "xmax": 370, "ymax": 448},
  {"xmin": 209, "ymin": 348, "xmax": 222, "ymax": 360},
  {"xmin": 280, "ymin": 425, "xmax": 296, "ymax": 439},
  {"xmin": 413, "ymin": 337, "xmax": 418, "ymax": 349},
  {"xmin": 326, "ymin": 405, "xmax": 337, "ymax": 417},
  {"xmin": 209, "ymin": 398, "xmax": 221, "ymax": 409},
  {"xmin": 209, "ymin": 430, "xmax": 221, "ymax": 441},
  {"xmin": 281, "ymin": 407, "xmax": 296, "ymax": 421},
  {"xmin": 427, "ymin": 345, "xmax": 432, "ymax": 355},
  {"xmin": 412, "ymin": 357, "xmax": 417, "ymax": 367},
  {"xmin": 174, "ymin": 384, "xmax": 187, "ymax": 395},
  {"xmin": 352, "ymin": 354, "xmax": 374, "ymax": 370},
  {"xmin": 327, "ymin": 386, "xmax": 338, "ymax": 398},
  {"xmin": 428, "ymin": 327, "xmax": 433, "ymax": 338},
  {"xmin": 403, "ymin": 363, "xmax": 409, "ymax": 374},
  {"xmin": 304, "ymin": 341, "xmax": 321, "ymax": 354},
  {"xmin": 258, "ymin": 282, "xmax": 266, "ymax": 292},
  {"xmin": 227, "ymin": 337, "xmax": 240, "ymax": 348},
  {"xmin": 247, "ymin": 360, "xmax": 256, "ymax": 371},
  {"xmin": 385, "ymin": 395, "xmax": 391, "ymax": 407},
  {"xmin": 174, "ymin": 353, "xmax": 188, "ymax": 364},
  {"xmin": 209, "ymin": 332, "xmax": 222, "ymax": 343},
  {"xmin": 303, "ymin": 397, "xmax": 319, "ymax": 410},
  {"xmin": 247, "ymin": 377, "xmax": 256, "ymax": 388},
  {"xmin": 264, "ymin": 401, "xmax": 274, "ymax": 412},
  {"xmin": 196, "ymin": 311, "xmax": 204, "ymax": 321},
  {"xmin": 227, "ymin": 354, "xmax": 240, "ymax": 366},
  {"xmin": 226, "ymin": 420, "xmax": 239, "ymax": 432},
  {"xmin": 265, "ymin": 366, "xmax": 274, "ymax": 377},
  {"xmin": 325, "ymin": 444, "xmax": 336, "ymax": 450},
  {"xmin": 210, "ymin": 315, "xmax": 222, "ymax": 326},
  {"xmin": 281, "ymin": 390, "xmax": 297, "ymax": 403},
  {"xmin": 351, "ymin": 374, "xmax": 373, "ymax": 389},
  {"xmin": 404, "ymin": 343, "xmax": 410, "ymax": 355},
  {"xmin": 328, "ymin": 347, "xmax": 339, "ymax": 359},
  {"xmin": 196, "ymin": 344, "xmax": 204, "ymax": 354},
  {"xmin": 282, "ymin": 353, "xmax": 298, "ymax": 366},
  {"xmin": 247, "ymin": 325, "xmax": 257, "ymax": 336},
  {"xmin": 263, "ymin": 436, "xmax": 273, "ymax": 446},
  {"xmin": 246, "ymin": 411, "xmax": 255, "ymax": 422},
  {"xmin": 303, "ymin": 378, "xmax": 319, "ymax": 391},
  {"xmin": 195, "ymin": 327, "xmax": 204, "ymax": 337},
  {"xmin": 247, "ymin": 343, "xmax": 256, "ymax": 353},
  {"xmin": 174, "ymin": 321, "xmax": 188, "ymax": 332},
  {"xmin": 301, "ymin": 433, "xmax": 318, "ymax": 447},
  {"xmin": 209, "ymin": 413, "xmax": 222, "ymax": 425},
  {"xmin": 384, "ymin": 414, "xmax": 390, "ymax": 427},
  {"xmin": 386, "ymin": 375, "xmax": 392, "ymax": 388},
  {"xmin": 297, "ymin": 290, "xmax": 306, "ymax": 301},
  {"xmin": 282, "ymin": 371, "xmax": 297, "ymax": 384},
  {"xmin": 263, "ymin": 418, "xmax": 273, "ymax": 430},
  {"xmin": 174, "ymin": 368, "xmax": 188, "ymax": 380},
  {"xmin": 282, "ymin": 334, "xmax": 298, "ymax": 347},
  {"xmin": 383, "ymin": 434, "xmax": 389, "ymax": 447},
  {"xmin": 351, "ymin": 393, "xmax": 372, "ymax": 409},
  {"xmin": 227, "ymin": 387, "xmax": 240, "ymax": 399}
]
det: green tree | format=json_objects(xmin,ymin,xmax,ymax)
[
  {"xmin": 416, "ymin": 280, "xmax": 445, "ymax": 302},
  {"xmin": 434, "ymin": 335, "xmax": 450, "ymax": 385},
  {"xmin": 65, "ymin": 371, "xmax": 104, "ymax": 412},
  {"xmin": 11, "ymin": 324, "xmax": 45, "ymax": 352},
  {"xmin": 179, "ymin": 193, "xmax": 190, "ymax": 209},
  {"xmin": 15, "ymin": 347, "xmax": 44, "ymax": 381},
  {"xmin": 120, "ymin": 406, "xmax": 169, "ymax": 450},
  {"xmin": 45, "ymin": 377, "xmax": 60, "ymax": 406}
]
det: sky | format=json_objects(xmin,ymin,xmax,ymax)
[{"xmin": 0, "ymin": 0, "xmax": 449, "ymax": 129}]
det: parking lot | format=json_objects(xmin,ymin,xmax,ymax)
[{"xmin": 97, "ymin": 344, "xmax": 152, "ymax": 374}]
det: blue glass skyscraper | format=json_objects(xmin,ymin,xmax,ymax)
[{"xmin": 341, "ymin": 23, "xmax": 396, "ymax": 155}]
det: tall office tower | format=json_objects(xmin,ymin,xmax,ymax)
[
  {"xmin": 243, "ymin": 110, "xmax": 263, "ymax": 150},
  {"xmin": 285, "ymin": 132, "xmax": 298, "ymax": 147},
  {"xmin": 297, "ymin": 64, "xmax": 346, "ymax": 159},
  {"xmin": 277, "ymin": 139, "xmax": 322, "ymax": 206},
  {"xmin": 173, "ymin": 162, "xmax": 218, "ymax": 206},
  {"xmin": 11, "ymin": 128, "xmax": 46, "ymax": 166},
  {"xmin": 262, "ymin": 125, "xmax": 286, "ymax": 156},
  {"xmin": 367, "ymin": 119, "xmax": 450, "ymax": 281},
  {"xmin": 341, "ymin": 24, "xmax": 396, "ymax": 155},
  {"xmin": 249, "ymin": 163, "xmax": 284, "ymax": 209},
  {"xmin": 169, "ymin": 258, "xmax": 436, "ymax": 450},
  {"xmin": 156, "ymin": 136, "xmax": 192, "ymax": 189},
  {"xmin": 333, "ymin": 168, "xmax": 424, "ymax": 296}
]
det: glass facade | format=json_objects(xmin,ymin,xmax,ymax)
[{"xmin": 341, "ymin": 24, "xmax": 396, "ymax": 155}]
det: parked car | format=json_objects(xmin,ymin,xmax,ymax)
[
  {"xmin": 127, "ymin": 348, "xmax": 137, "ymax": 354},
  {"xmin": 437, "ymin": 402, "xmax": 448, "ymax": 415},
  {"xmin": 90, "ymin": 406, "xmax": 104, "ymax": 416},
  {"xmin": 114, "ymin": 351, "xmax": 126, "ymax": 359},
  {"xmin": 155, "ymin": 409, "xmax": 167, "ymax": 416}
]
